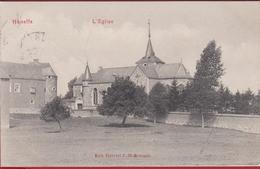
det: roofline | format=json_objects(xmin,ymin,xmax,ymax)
[
  {"xmin": 8, "ymin": 77, "xmax": 46, "ymax": 81},
  {"xmin": 96, "ymin": 65, "xmax": 136, "ymax": 71},
  {"xmin": 0, "ymin": 61, "xmax": 50, "ymax": 66},
  {"xmin": 149, "ymin": 77, "xmax": 194, "ymax": 80},
  {"xmin": 89, "ymin": 81, "xmax": 112, "ymax": 84},
  {"xmin": 74, "ymin": 81, "xmax": 112, "ymax": 85}
]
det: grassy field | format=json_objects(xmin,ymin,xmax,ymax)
[{"xmin": 1, "ymin": 115, "xmax": 260, "ymax": 166}]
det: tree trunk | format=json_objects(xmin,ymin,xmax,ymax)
[
  {"xmin": 54, "ymin": 116, "xmax": 62, "ymax": 131},
  {"xmin": 121, "ymin": 116, "xmax": 127, "ymax": 126},
  {"xmin": 201, "ymin": 112, "xmax": 205, "ymax": 128},
  {"xmin": 153, "ymin": 117, "xmax": 156, "ymax": 124},
  {"xmin": 57, "ymin": 120, "xmax": 62, "ymax": 131}
]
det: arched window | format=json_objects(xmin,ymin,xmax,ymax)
[{"xmin": 93, "ymin": 88, "xmax": 98, "ymax": 105}]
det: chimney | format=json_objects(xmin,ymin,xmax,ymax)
[{"xmin": 33, "ymin": 59, "xmax": 39, "ymax": 63}]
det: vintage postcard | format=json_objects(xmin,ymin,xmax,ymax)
[{"xmin": 0, "ymin": 1, "xmax": 260, "ymax": 167}]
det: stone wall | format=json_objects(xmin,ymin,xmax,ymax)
[
  {"xmin": 83, "ymin": 83, "xmax": 111, "ymax": 108},
  {"xmin": 0, "ymin": 78, "xmax": 10, "ymax": 128},
  {"xmin": 165, "ymin": 112, "xmax": 260, "ymax": 134},
  {"xmin": 130, "ymin": 66, "xmax": 149, "ymax": 93},
  {"xmin": 9, "ymin": 108, "xmax": 40, "ymax": 114},
  {"xmin": 45, "ymin": 75, "xmax": 57, "ymax": 103},
  {"xmin": 71, "ymin": 109, "xmax": 101, "ymax": 118},
  {"xmin": 9, "ymin": 78, "xmax": 46, "ymax": 109}
]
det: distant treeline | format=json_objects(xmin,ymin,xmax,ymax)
[{"xmin": 167, "ymin": 80, "xmax": 260, "ymax": 115}]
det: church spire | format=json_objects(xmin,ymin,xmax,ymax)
[
  {"xmin": 135, "ymin": 20, "xmax": 165, "ymax": 65},
  {"xmin": 145, "ymin": 19, "xmax": 155, "ymax": 58},
  {"xmin": 83, "ymin": 62, "xmax": 92, "ymax": 81}
]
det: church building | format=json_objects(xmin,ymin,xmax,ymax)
[{"xmin": 73, "ymin": 22, "xmax": 192, "ymax": 110}]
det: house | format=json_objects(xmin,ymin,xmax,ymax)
[{"xmin": 0, "ymin": 59, "xmax": 57, "ymax": 128}]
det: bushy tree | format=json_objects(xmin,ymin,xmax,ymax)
[
  {"xmin": 179, "ymin": 82, "xmax": 193, "ymax": 112},
  {"xmin": 40, "ymin": 96, "xmax": 71, "ymax": 131},
  {"xmin": 168, "ymin": 79, "xmax": 180, "ymax": 111},
  {"xmin": 190, "ymin": 40, "xmax": 224, "ymax": 128},
  {"xmin": 233, "ymin": 90, "xmax": 242, "ymax": 114},
  {"xmin": 97, "ymin": 77, "xmax": 149, "ymax": 125},
  {"xmin": 252, "ymin": 90, "xmax": 260, "ymax": 114},
  {"xmin": 241, "ymin": 89, "xmax": 255, "ymax": 114},
  {"xmin": 63, "ymin": 77, "xmax": 77, "ymax": 99},
  {"xmin": 217, "ymin": 84, "xmax": 233, "ymax": 113},
  {"xmin": 149, "ymin": 82, "xmax": 169, "ymax": 123}
]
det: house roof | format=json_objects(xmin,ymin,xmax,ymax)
[{"xmin": 0, "ymin": 61, "xmax": 56, "ymax": 80}]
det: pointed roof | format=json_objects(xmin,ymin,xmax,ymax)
[
  {"xmin": 145, "ymin": 39, "xmax": 155, "ymax": 57},
  {"xmin": 136, "ymin": 20, "xmax": 164, "ymax": 65},
  {"xmin": 82, "ymin": 62, "xmax": 92, "ymax": 81}
]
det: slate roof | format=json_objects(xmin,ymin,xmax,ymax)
[
  {"xmin": 0, "ymin": 61, "xmax": 56, "ymax": 80},
  {"xmin": 136, "ymin": 38, "xmax": 165, "ymax": 65},
  {"xmin": 74, "ymin": 62, "xmax": 192, "ymax": 85},
  {"xmin": 138, "ymin": 63, "xmax": 192, "ymax": 79},
  {"xmin": 74, "ymin": 66, "xmax": 136, "ymax": 84},
  {"xmin": 82, "ymin": 63, "xmax": 92, "ymax": 81}
]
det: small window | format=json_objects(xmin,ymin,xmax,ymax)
[
  {"xmin": 93, "ymin": 88, "xmax": 98, "ymax": 105},
  {"xmin": 30, "ymin": 99, "xmax": 35, "ymax": 104},
  {"xmin": 77, "ymin": 104, "xmax": 83, "ymax": 110},
  {"xmin": 14, "ymin": 83, "xmax": 21, "ymax": 93},
  {"xmin": 143, "ymin": 63, "xmax": 147, "ymax": 66},
  {"xmin": 30, "ymin": 87, "xmax": 36, "ymax": 94},
  {"xmin": 9, "ymin": 82, "xmax": 12, "ymax": 93},
  {"xmin": 48, "ymin": 76, "xmax": 51, "ymax": 79},
  {"xmin": 80, "ymin": 86, "xmax": 83, "ymax": 93},
  {"xmin": 52, "ymin": 87, "xmax": 56, "ymax": 91}
]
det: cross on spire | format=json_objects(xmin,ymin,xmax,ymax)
[{"xmin": 148, "ymin": 19, "xmax": 151, "ymax": 38}]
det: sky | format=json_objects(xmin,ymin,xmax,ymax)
[{"xmin": 1, "ymin": 2, "xmax": 260, "ymax": 95}]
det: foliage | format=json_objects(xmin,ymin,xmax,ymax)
[
  {"xmin": 63, "ymin": 77, "xmax": 77, "ymax": 99},
  {"xmin": 190, "ymin": 40, "xmax": 224, "ymax": 113},
  {"xmin": 168, "ymin": 79, "xmax": 181, "ymax": 111},
  {"xmin": 149, "ymin": 82, "xmax": 169, "ymax": 123},
  {"xmin": 40, "ymin": 96, "xmax": 70, "ymax": 130},
  {"xmin": 252, "ymin": 90, "xmax": 260, "ymax": 114},
  {"xmin": 234, "ymin": 89, "xmax": 255, "ymax": 114},
  {"xmin": 217, "ymin": 84, "xmax": 233, "ymax": 113},
  {"xmin": 97, "ymin": 77, "xmax": 149, "ymax": 125}
]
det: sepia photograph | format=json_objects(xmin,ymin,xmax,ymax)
[{"xmin": 0, "ymin": 1, "xmax": 260, "ymax": 167}]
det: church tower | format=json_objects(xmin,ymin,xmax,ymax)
[
  {"xmin": 82, "ymin": 62, "xmax": 92, "ymax": 86},
  {"xmin": 82, "ymin": 62, "xmax": 92, "ymax": 109},
  {"xmin": 136, "ymin": 20, "xmax": 165, "ymax": 66}
]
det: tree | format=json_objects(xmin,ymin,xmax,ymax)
[
  {"xmin": 252, "ymin": 90, "xmax": 260, "ymax": 114},
  {"xmin": 97, "ymin": 77, "xmax": 149, "ymax": 126},
  {"xmin": 241, "ymin": 89, "xmax": 254, "ymax": 114},
  {"xmin": 168, "ymin": 79, "xmax": 180, "ymax": 111},
  {"xmin": 217, "ymin": 84, "xmax": 233, "ymax": 113},
  {"xmin": 149, "ymin": 82, "xmax": 169, "ymax": 123},
  {"xmin": 190, "ymin": 40, "xmax": 224, "ymax": 128},
  {"xmin": 233, "ymin": 90, "xmax": 242, "ymax": 114},
  {"xmin": 40, "ymin": 96, "xmax": 70, "ymax": 131},
  {"xmin": 63, "ymin": 77, "xmax": 77, "ymax": 99},
  {"xmin": 180, "ymin": 82, "xmax": 194, "ymax": 112}
]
